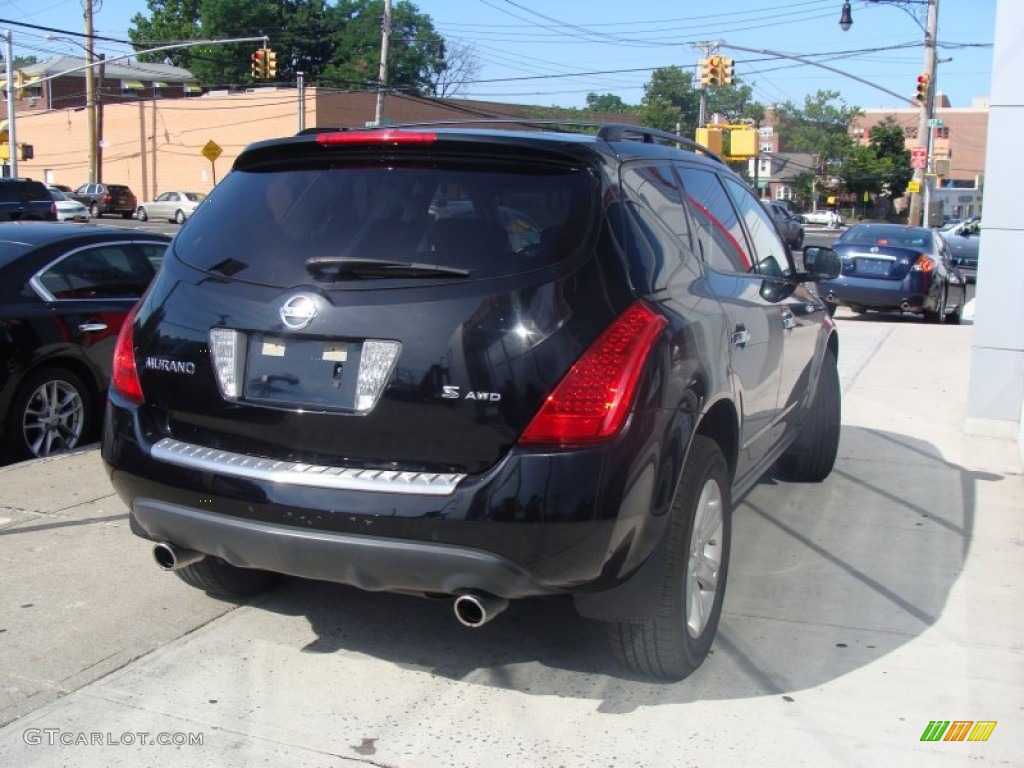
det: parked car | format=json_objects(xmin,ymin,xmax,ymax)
[
  {"xmin": 49, "ymin": 183, "xmax": 74, "ymax": 194},
  {"xmin": 70, "ymin": 183, "xmax": 138, "ymax": 219},
  {"xmin": 816, "ymin": 223, "xmax": 966, "ymax": 322},
  {"xmin": 102, "ymin": 123, "xmax": 842, "ymax": 682},
  {"xmin": 763, "ymin": 200, "xmax": 805, "ymax": 249},
  {"xmin": 800, "ymin": 209, "xmax": 844, "ymax": 228},
  {"xmin": 0, "ymin": 178, "xmax": 58, "ymax": 222},
  {"xmin": 136, "ymin": 191, "xmax": 207, "ymax": 224},
  {"xmin": 0, "ymin": 222, "xmax": 170, "ymax": 461},
  {"xmin": 47, "ymin": 187, "xmax": 89, "ymax": 222},
  {"xmin": 939, "ymin": 216, "xmax": 981, "ymax": 282}
]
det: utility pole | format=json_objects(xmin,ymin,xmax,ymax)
[
  {"xmin": 3, "ymin": 29, "xmax": 17, "ymax": 178},
  {"xmin": 692, "ymin": 41, "xmax": 719, "ymax": 129},
  {"xmin": 908, "ymin": 0, "xmax": 939, "ymax": 227},
  {"xmin": 84, "ymin": 0, "xmax": 97, "ymax": 183},
  {"xmin": 297, "ymin": 71, "xmax": 305, "ymax": 132},
  {"xmin": 374, "ymin": 0, "xmax": 392, "ymax": 125}
]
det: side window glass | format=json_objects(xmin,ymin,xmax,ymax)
[
  {"xmin": 675, "ymin": 165, "xmax": 751, "ymax": 273},
  {"xmin": 621, "ymin": 162, "xmax": 690, "ymax": 243},
  {"xmin": 37, "ymin": 245, "xmax": 151, "ymax": 300},
  {"xmin": 138, "ymin": 243, "xmax": 168, "ymax": 272},
  {"xmin": 724, "ymin": 177, "xmax": 791, "ymax": 278}
]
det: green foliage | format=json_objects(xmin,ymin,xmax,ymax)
[
  {"xmin": 129, "ymin": 0, "xmax": 452, "ymax": 94},
  {"xmin": 773, "ymin": 90, "xmax": 862, "ymax": 175},
  {"xmin": 639, "ymin": 66, "xmax": 700, "ymax": 133},
  {"xmin": 585, "ymin": 92, "xmax": 634, "ymax": 114},
  {"xmin": 12, "ymin": 55, "xmax": 39, "ymax": 69},
  {"xmin": 705, "ymin": 82, "xmax": 765, "ymax": 125},
  {"xmin": 869, "ymin": 117, "xmax": 913, "ymax": 200}
]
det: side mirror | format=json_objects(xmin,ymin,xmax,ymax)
[{"xmin": 802, "ymin": 246, "xmax": 841, "ymax": 280}]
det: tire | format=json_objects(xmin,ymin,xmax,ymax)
[
  {"xmin": 175, "ymin": 209, "xmax": 186, "ymax": 224},
  {"xmin": 136, "ymin": 207, "xmax": 148, "ymax": 222},
  {"xmin": 607, "ymin": 435, "xmax": 731, "ymax": 681},
  {"xmin": 923, "ymin": 286, "xmax": 946, "ymax": 324},
  {"xmin": 89, "ymin": 202, "xmax": 101, "ymax": 218},
  {"xmin": 849, "ymin": 304, "xmax": 867, "ymax": 315},
  {"xmin": 122, "ymin": 211, "xmax": 134, "ymax": 219},
  {"xmin": 174, "ymin": 557, "xmax": 282, "ymax": 598},
  {"xmin": 776, "ymin": 349, "xmax": 841, "ymax": 482},
  {"xmin": 946, "ymin": 288, "xmax": 964, "ymax": 325},
  {"xmin": 6, "ymin": 367, "xmax": 91, "ymax": 461}
]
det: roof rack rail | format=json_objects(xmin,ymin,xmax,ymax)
[{"xmin": 597, "ymin": 124, "xmax": 728, "ymax": 166}]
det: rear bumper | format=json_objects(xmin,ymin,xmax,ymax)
[
  {"xmin": 817, "ymin": 273, "xmax": 937, "ymax": 312},
  {"xmin": 103, "ymin": 393, "xmax": 688, "ymax": 600},
  {"xmin": 130, "ymin": 499, "xmax": 548, "ymax": 598}
]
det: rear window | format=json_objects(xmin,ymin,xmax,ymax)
[
  {"xmin": 173, "ymin": 163, "xmax": 596, "ymax": 285},
  {"xmin": 0, "ymin": 181, "xmax": 50, "ymax": 202}
]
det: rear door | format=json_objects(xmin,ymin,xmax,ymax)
[{"xmin": 676, "ymin": 164, "xmax": 784, "ymax": 475}]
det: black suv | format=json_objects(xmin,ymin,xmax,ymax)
[
  {"xmin": 103, "ymin": 124, "xmax": 842, "ymax": 681},
  {"xmin": 70, "ymin": 182, "xmax": 138, "ymax": 219},
  {"xmin": 0, "ymin": 178, "xmax": 57, "ymax": 221}
]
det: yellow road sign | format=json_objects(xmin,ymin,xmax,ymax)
[
  {"xmin": 201, "ymin": 140, "xmax": 223, "ymax": 163},
  {"xmin": 908, "ymin": 180, "xmax": 921, "ymax": 193}
]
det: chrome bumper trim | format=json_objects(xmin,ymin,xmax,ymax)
[{"xmin": 151, "ymin": 437, "xmax": 464, "ymax": 496}]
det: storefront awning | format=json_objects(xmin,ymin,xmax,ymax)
[
  {"xmin": 122, "ymin": 79, "xmax": 145, "ymax": 89},
  {"xmin": 152, "ymin": 81, "xmax": 168, "ymax": 88},
  {"xmin": 184, "ymin": 83, "xmax": 202, "ymax": 93}
]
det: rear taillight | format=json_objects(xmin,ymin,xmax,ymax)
[
  {"xmin": 112, "ymin": 304, "xmax": 144, "ymax": 405},
  {"xmin": 912, "ymin": 255, "xmax": 936, "ymax": 272},
  {"xmin": 316, "ymin": 129, "xmax": 437, "ymax": 146},
  {"xmin": 102, "ymin": 194, "xmax": 111, "ymax": 203},
  {"xmin": 519, "ymin": 302, "xmax": 667, "ymax": 446}
]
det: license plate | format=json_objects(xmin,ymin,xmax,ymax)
[
  {"xmin": 855, "ymin": 259, "xmax": 890, "ymax": 276},
  {"xmin": 244, "ymin": 334, "xmax": 359, "ymax": 409}
]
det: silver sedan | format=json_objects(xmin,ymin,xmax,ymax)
[{"xmin": 136, "ymin": 191, "xmax": 206, "ymax": 224}]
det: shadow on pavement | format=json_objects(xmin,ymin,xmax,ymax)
[{"xmin": 241, "ymin": 424, "xmax": 1002, "ymax": 711}]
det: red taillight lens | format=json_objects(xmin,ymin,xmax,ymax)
[
  {"xmin": 316, "ymin": 129, "xmax": 437, "ymax": 146},
  {"xmin": 519, "ymin": 302, "xmax": 667, "ymax": 446},
  {"xmin": 913, "ymin": 254, "xmax": 936, "ymax": 272},
  {"xmin": 102, "ymin": 194, "xmax": 111, "ymax": 203},
  {"xmin": 112, "ymin": 304, "xmax": 144, "ymax": 405}
]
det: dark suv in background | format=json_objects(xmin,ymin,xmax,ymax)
[
  {"xmin": 71, "ymin": 182, "xmax": 138, "ymax": 219},
  {"xmin": 103, "ymin": 123, "xmax": 842, "ymax": 681},
  {"xmin": 0, "ymin": 178, "xmax": 57, "ymax": 221}
]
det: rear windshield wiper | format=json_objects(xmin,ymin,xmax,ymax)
[{"xmin": 305, "ymin": 256, "xmax": 469, "ymax": 279}]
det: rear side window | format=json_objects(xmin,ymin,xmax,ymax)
[
  {"xmin": 175, "ymin": 163, "xmax": 596, "ymax": 286},
  {"xmin": 35, "ymin": 245, "xmax": 152, "ymax": 300},
  {"xmin": 676, "ymin": 166, "xmax": 751, "ymax": 273}
]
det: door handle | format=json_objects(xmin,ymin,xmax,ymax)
[
  {"xmin": 78, "ymin": 322, "xmax": 108, "ymax": 333},
  {"xmin": 730, "ymin": 327, "xmax": 751, "ymax": 347}
]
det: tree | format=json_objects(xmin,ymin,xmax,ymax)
[
  {"xmin": 705, "ymin": 82, "xmax": 765, "ymax": 125},
  {"xmin": 869, "ymin": 117, "xmax": 913, "ymax": 201},
  {"xmin": 12, "ymin": 55, "xmax": 39, "ymax": 69},
  {"xmin": 430, "ymin": 40, "xmax": 479, "ymax": 98},
  {"xmin": 773, "ymin": 90, "xmax": 862, "ymax": 205},
  {"xmin": 128, "ymin": 0, "xmax": 450, "ymax": 93},
  {"xmin": 639, "ymin": 66, "xmax": 700, "ymax": 134},
  {"xmin": 585, "ymin": 92, "xmax": 635, "ymax": 115}
]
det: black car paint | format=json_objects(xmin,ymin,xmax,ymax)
[
  {"xmin": 103, "ymin": 128, "xmax": 838, "ymax": 621},
  {"xmin": 0, "ymin": 223, "xmax": 171, "ymax": 458}
]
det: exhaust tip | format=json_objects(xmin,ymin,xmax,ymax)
[
  {"xmin": 153, "ymin": 542, "xmax": 204, "ymax": 571},
  {"xmin": 454, "ymin": 592, "xmax": 509, "ymax": 628}
]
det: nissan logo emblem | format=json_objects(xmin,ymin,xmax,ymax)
[{"xmin": 279, "ymin": 295, "xmax": 318, "ymax": 330}]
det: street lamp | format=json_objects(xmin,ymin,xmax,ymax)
[{"xmin": 840, "ymin": 0, "xmax": 939, "ymax": 227}]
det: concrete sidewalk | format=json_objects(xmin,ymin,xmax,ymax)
[{"xmin": 0, "ymin": 317, "xmax": 1021, "ymax": 767}]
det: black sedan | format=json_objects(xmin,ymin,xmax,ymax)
[
  {"xmin": 816, "ymin": 223, "xmax": 967, "ymax": 323},
  {"xmin": 0, "ymin": 223, "xmax": 170, "ymax": 461}
]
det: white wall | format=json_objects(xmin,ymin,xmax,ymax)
[{"xmin": 965, "ymin": 0, "xmax": 1024, "ymax": 462}]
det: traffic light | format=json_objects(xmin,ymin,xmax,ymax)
[
  {"xmin": 915, "ymin": 72, "xmax": 930, "ymax": 104},
  {"xmin": 264, "ymin": 48, "xmax": 277, "ymax": 79},
  {"xmin": 698, "ymin": 58, "xmax": 712, "ymax": 86},
  {"xmin": 707, "ymin": 55, "xmax": 722, "ymax": 86},
  {"xmin": 721, "ymin": 57, "xmax": 734, "ymax": 85},
  {"xmin": 251, "ymin": 49, "xmax": 266, "ymax": 79}
]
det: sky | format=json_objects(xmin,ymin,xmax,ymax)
[{"xmin": 0, "ymin": 0, "xmax": 997, "ymax": 112}]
